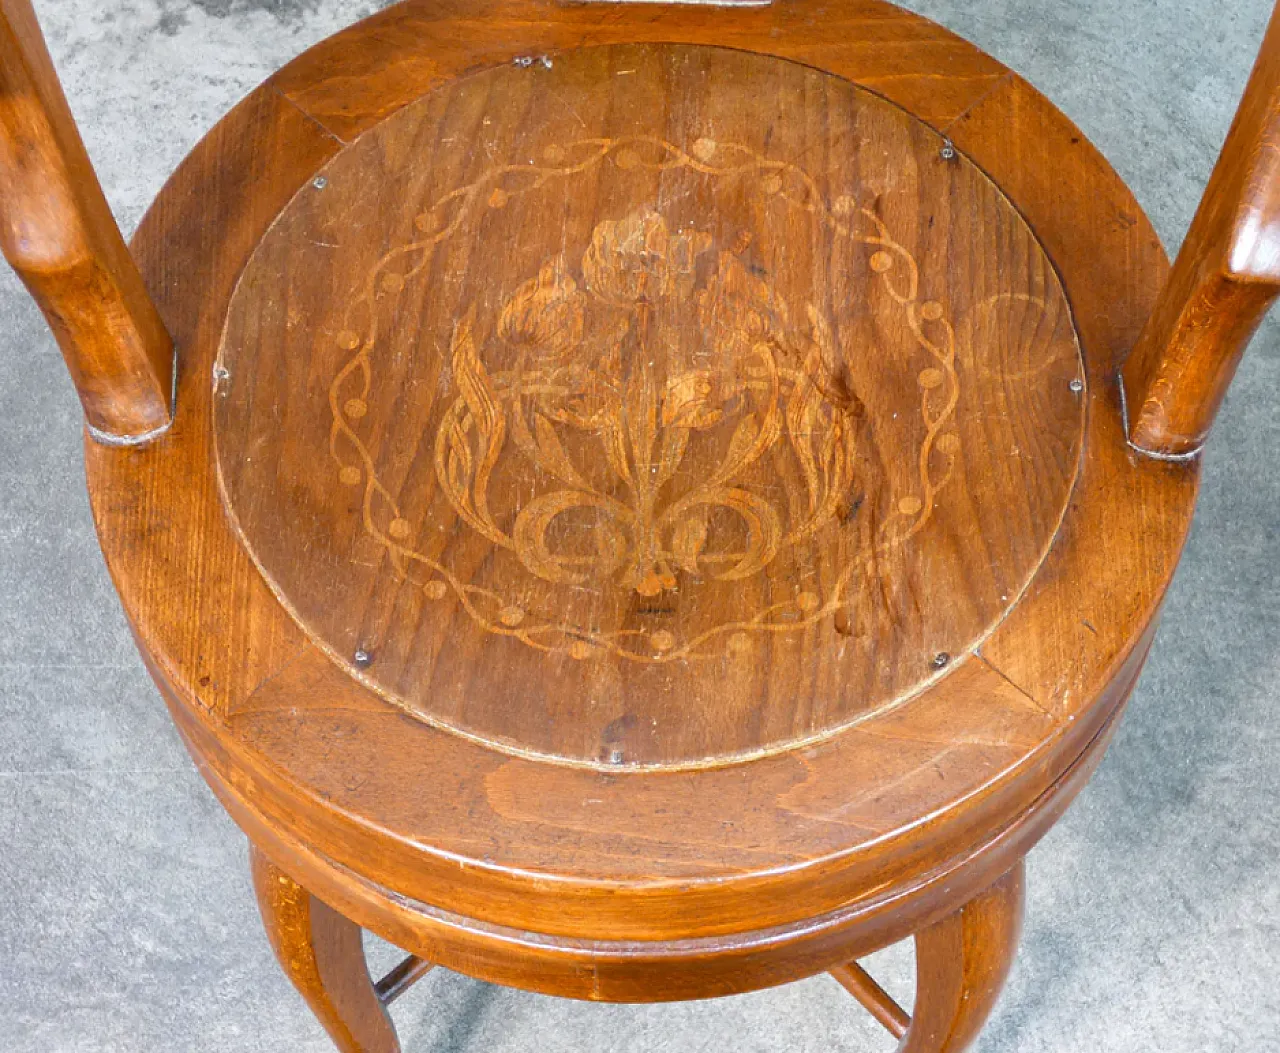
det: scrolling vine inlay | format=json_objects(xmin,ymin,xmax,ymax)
[
  {"xmin": 328, "ymin": 136, "xmax": 961, "ymax": 663},
  {"xmin": 215, "ymin": 44, "xmax": 1084, "ymax": 766}
]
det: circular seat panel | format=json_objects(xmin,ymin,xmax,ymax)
[{"xmin": 214, "ymin": 43, "xmax": 1084, "ymax": 769}]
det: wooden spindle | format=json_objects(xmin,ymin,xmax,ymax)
[
  {"xmin": 0, "ymin": 0, "xmax": 173, "ymax": 444},
  {"xmin": 374, "ymin": 955, "xmax": 434, "ymax": 1006},
  {"xmin": 830, "ymin": 961, "xmax": 911, "ymax": 1039},
  {"xmin": 1122, "ymin": 1, "xmax": 1280, "ymax": 458}
]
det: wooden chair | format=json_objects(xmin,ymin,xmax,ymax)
[{"xmin": 2, "ymin": 0, "xmax": 1273, "ymax": 1049}]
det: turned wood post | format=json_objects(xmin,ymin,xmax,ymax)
[
  {"xmin": 0, "ymin": 0, "xmax": 173, "ymax": 444},
  {"xmin": 1123, "ymin": 1, "xmax": 1280, "ymax": 457}
]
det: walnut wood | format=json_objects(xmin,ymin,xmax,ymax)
[
  {"xmin": 88, "ymin": 5, "xmax": 1170, "ymax": 948},
  {"xmin": 374, "ymin": 955, "xmax": 434, "ymax": 1006},
  {"xmin": 183, "ymin": 671, "xmax": 1128, "ymax": 1002},
  {"xmin": 899, "ymin": 863, "xmax": 1024, "ymax": 1053},
  {"xmin": 250, "ymin": 845, "xmax": 401, "ymax": 1053},
  {"xmin": 90, "ymin": 0, "xmax": 1189, "ymax": 953},
  {"xmin": 1122, "ymin": 0, "xmax": 1280, "ymax": 456},
  {"xmin": 0, "ymin": 0, "xmax": 173, "ymax": 443},
  {"xmin": 215, "ymin": 42, "xmax": 1082, "ymax": 769},
  {"xmin": 269, "ymin": 0, "xmax": 1008, "ymax": 144},
  {"xmin": 949, "ymin": 77, "xmax": 1198, "ymax": 723},
  {"xmin": 59, "ymin": 0, "xmax": 1241, "ymax": 1048},
  {"xmin": 830, "ymin": 961, "xmax": 910, "ymax": 1039}
]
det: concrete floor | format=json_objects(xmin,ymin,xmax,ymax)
[{"xmin": 1, "ymin": 0, "xmax": 1278, "ymax": 1050}]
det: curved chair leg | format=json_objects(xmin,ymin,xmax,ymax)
[
  {"xmin": 250, "ymin": 844, "xmax": 402, "ymax": 1053},
  {"xmin": 830, "ymin": 862, "xmax": 1025, "ymax": 1053},
  {"xmin": 900, "ymin": 862, "xmax": 1026, "ymax": 1053}
]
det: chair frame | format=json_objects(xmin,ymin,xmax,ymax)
[{"xmin": 2, "ymin": 1, "xmax": 1275, "ymax": 1050}]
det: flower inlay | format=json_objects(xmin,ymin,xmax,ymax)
[{"xmin": 326, "ymin": 137, "xmax": 962, "ymax": 662}]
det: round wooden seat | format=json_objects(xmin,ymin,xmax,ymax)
[
  {"xmin": 80, "ymin": 0, "xmax": 1202, "ymax": 1042},
  {"xmin": 215, "ymin": 43, "xmax": 1084, "ymax": 770}
]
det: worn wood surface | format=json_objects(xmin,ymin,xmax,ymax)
[
  {"xmin": 88, "ymin": 0, "xmax": 1194, "ymax": 951},
  {"xmin": 76, "ymin": 0, "xmax": 1211, "ymax": 1045},
  {"xmin": 1123, "ymin": 0, "xmax": 1280, "ymax": 456},
  {"xmin": 0, "ymin": 0, "xmax": 173, "ymax": 441},
  {"xmin": 269, "ymin": 0, "xmax": 1010, "ymax": 144},
  {"xmin": 899, "ymin": 862, "xmax": 1025, "ymax": 1053},
  {"xmin": 205, "ymin": 692, "xmax": 1122, "ymax": 1002},
  {"xmin": 251, "ymin": 846, "xmax": 401, "ymax": 1053},
  {"xmin": 949, "ymin": 76, "xmax": 1200, "ymax": 724},
  {"xmin": 216, "ymin": 43, "xmax": 1082, "ymax": 769}
]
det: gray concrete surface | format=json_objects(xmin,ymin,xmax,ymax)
[{"xmin": 1, "ymin": 1, "xmax": 1278, "ymax": 1050}]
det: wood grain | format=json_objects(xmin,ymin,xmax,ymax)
[
  {"xmin": 268, "ymin": 0, "xmax": 1011, "ymax": 144},
  {"xmin": 1122, "ymin": 0, "xmax": 1280, "ymax": 456},
  {"xmin": 0, "ymin": 0, "xmax": 173, "ymax": 442},
  {"xmin": 73, "ymin": 0, "xmax": 1212, "ymax": 1042},
  {"xmin": 948, "ymin": 76, "xmax": 1199, "ymax": 720},
  {"xmin": 182, "ymin": 648, "xmax": 1066, "ymax": 940},
  {"xmin": 87, "ymin": 0, "xmax": 1190, "ymax": 950},
  {"xmin": 215, "ymin": 43, "xmax": 1083, "ymax": 768},
  {"xmin": 89, "ymin": 88, "xmax": 339, "ymax": 720},
  {"xmin": 899, "ymin": 862, "xmax": 1024, "ymax": 1053},
  {"xmin": 251, "ymin": 846, "xmax": 401, "ymax": 1053},
  {"xmin": 190, "ymin": 691, "xmax": 1121, "ymax": 1001}
]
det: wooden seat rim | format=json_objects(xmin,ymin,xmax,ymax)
[
  {"xmin": 154, "ymin": 623, "xmax": 1143, "ymax": 944},
  {"xmin": 181, "ymin": 660, "xmax": 1132, "ymax": 1001},
  {"xmin": 85, "ymin": 0, "xmax": 1200, "ymax": 944}
]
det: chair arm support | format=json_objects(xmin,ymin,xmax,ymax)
[
  {"xmin": 1122, "ymin": 1, "xmax": 1280, "ymax": 458},
  {"xmin": 0, "ymin": 0, "xmax": 173, "ymax": 444}
]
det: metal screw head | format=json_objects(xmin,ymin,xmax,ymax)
[
  {"xmin": 931, "ymin": 652, "xmax": 951, "ymax": 669},
  {"xmin": 312, "ymin": 175, "xmax": 328, "ymax": 190},
  {"xmin": 940, "ymin": 140, "xmax": 957, "ymax": 161},
  {"xmin": 353, "ymin": 648, "xmax": 373, "ymax": 668},
  {"xmin": 608, "ymin": 748, "xmax": 624, "ymax": 765},
  {"xmin": 540, "ymin": 55, "xmax": 553, "ymax": 69},
  {"xmin": 212, "ymin": 364, "xmax": 230, "ymax": 382},
  {"xmin": 1069, "ymin": 378, "xmax": 1084, "ymax": 393},
  {"xmin": 514, "ymin": 55, "xmax": 534, "ymax": 68}
]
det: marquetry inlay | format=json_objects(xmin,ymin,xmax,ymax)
[{"xmin": 214, "ymin": 43, "xmax": 1084, "ymax": 768}]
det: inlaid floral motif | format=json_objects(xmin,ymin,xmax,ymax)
[
  {"xmin": 435, "ymin": 210, "xmax": 860, "ymax": 600},
  {"xmin": 327, "ymin": 135, "xmax": 962, "ymax": 662}
]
